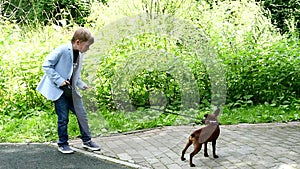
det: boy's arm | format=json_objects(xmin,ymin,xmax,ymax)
[
  {"xmin": 42, "ymin": 47, "xmax": 65, "ymax": 88},
  {"xmin": 76, "ymin": 76, "xmax": 89, "ymax": 90},
  {"xmin": 75, "ymin": 54, "xmax": 89, "ymax": 90}
]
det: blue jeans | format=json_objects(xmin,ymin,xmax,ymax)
[{"xmin": 54, "ymin": 93, "xmax": 91, "ymax": 146}]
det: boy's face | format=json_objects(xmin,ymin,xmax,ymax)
[{"xmin": 74, "ymin": 40, "xmax": 93, "ymax": 53}]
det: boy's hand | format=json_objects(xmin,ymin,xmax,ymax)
[
  {"xmin": 60, "ymin": 80, "xmax": 70, "ymax": 87},
  {"xmin": 83, "ymin": 86, "xmax": 91, "ymax": 90}
]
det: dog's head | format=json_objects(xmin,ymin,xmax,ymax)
[{"xmin": 202, "ymin": 108, "xmax": 220, "ymax": 125}]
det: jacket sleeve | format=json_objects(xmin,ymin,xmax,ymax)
[
  {"xmin": 76, "ymin": 76, "xmax": 87, "ymax": 90},
  {"xmin": 42, "ymin": 46, "xmax": 65, "ymax": 87}
]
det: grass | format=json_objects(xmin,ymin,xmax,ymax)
[
  {"xmin": 0, "ymin": 110, "xmax": 79, "ymax": 143},
  {"xmin": 219, "ymin": 105, "xmax": 300, "ymax": 125},
  {"xmin": 1, "ymin": 105, "xmax": 298, "ymax": 143}
]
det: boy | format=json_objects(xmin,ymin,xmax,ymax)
[{"xmin": 37, "ymin": 28, "xmax": 100, "ymax": 154}]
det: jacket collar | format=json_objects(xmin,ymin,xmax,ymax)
[{"xmin": 67, "ymin": 42, "xmax": 73, "ymax": 62}]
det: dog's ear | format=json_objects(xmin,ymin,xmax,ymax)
[{"xmin": 214, "ymin": 108, "xmax": 220, "ymax": 116}]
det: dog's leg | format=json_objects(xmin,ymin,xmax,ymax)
[
  {"xmin": 212, "ymin": 140, "xmax": 219, "ymax": 158},
  {"xmin": 204, "ymin": 142, "xmax": 209, "ymax": 157},
  {"xmin": 189, "ymin": 143, "xmax": 202, "ymax": 167},
  {"xmin": 181, "ymin": 139, "xmax": 192, "ymax": 161}
]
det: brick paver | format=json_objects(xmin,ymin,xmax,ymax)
[{"xmin": 71, "ymin": 122, "xmax": 300, "ymax": 169}]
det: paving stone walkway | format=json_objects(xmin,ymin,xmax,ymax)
[{"xmin": 71, "ymin": 122, "xmax": 300, "ymax": 169}]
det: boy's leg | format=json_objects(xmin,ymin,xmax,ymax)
[
  {"xmin": 54, "ymin": 94, "xmax": 70, "ymax": 146},
  {"xmin": 70, "ymin": 95, "xmax": 92, "ymax": 142},
  {"xmin": 71, "ymin": 93, "xmax": 100, "ymax": 151}
]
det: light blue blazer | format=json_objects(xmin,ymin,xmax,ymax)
[{"xmin": 37, "ymin": 42, "xmax": 87, "ymax": 101}]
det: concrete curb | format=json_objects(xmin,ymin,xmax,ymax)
[
  {"xmin": 71, "ymin": 146, "xmax": 150, "ymax": 169},
  {"xmin": 48, "ymin": 142, "xmax": 149, "ymax": 169}
]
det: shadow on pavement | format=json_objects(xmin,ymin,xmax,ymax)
[{"xmin": 0, "ymin": 143, "xmax": 132, "ymax": 169}]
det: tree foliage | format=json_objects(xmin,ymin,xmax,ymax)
[
  {"xmin": 261, "ymin": 0, "xmax": 300, "ymax": 35},
  {"xmin": 1, "ymin": 0, "xmax": 107, "ymax": 26}
]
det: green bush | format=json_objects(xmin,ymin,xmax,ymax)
[
  {"xmin": 84, "ymin": 0, "xmax": 298, "ymax": 111},
  {"xmin": 224, "ymin": 38, "xmax": 300, "ymax": 108},
  {"xmin": 0, "ymin": 21, "xmax": 72, "ymax": 116}
]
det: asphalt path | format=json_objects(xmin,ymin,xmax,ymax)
[{"xmin": 0, "ymin": 143, "xmax": 132, "ymax": 169}]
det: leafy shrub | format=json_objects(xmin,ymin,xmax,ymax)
[
  {"xmin": 224, "ymin": 38, "xmax": 300, "ymax": 108},
  {"xmin": 84, "ymin": 0, "xmax": 299, "ymax": 111},
  {"xmin": 87, "ymin": 32, "xmax": 207, "ymax": 111},
  {"xmin": 0, "ymin": 21, "xmax": 73, "ymax": 116}
]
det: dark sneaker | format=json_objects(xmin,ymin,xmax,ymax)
[
  {"xmin": 82, "ymin": 141, "xmax": 100, "ymax": 151},
  {"xmin": 58, "ymin": 145, "xmax": 74, "ymax": 154}
]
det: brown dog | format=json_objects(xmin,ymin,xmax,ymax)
[{"xmin": 181, "ymin": 108, "xmax": 220, "ymax": 167}]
